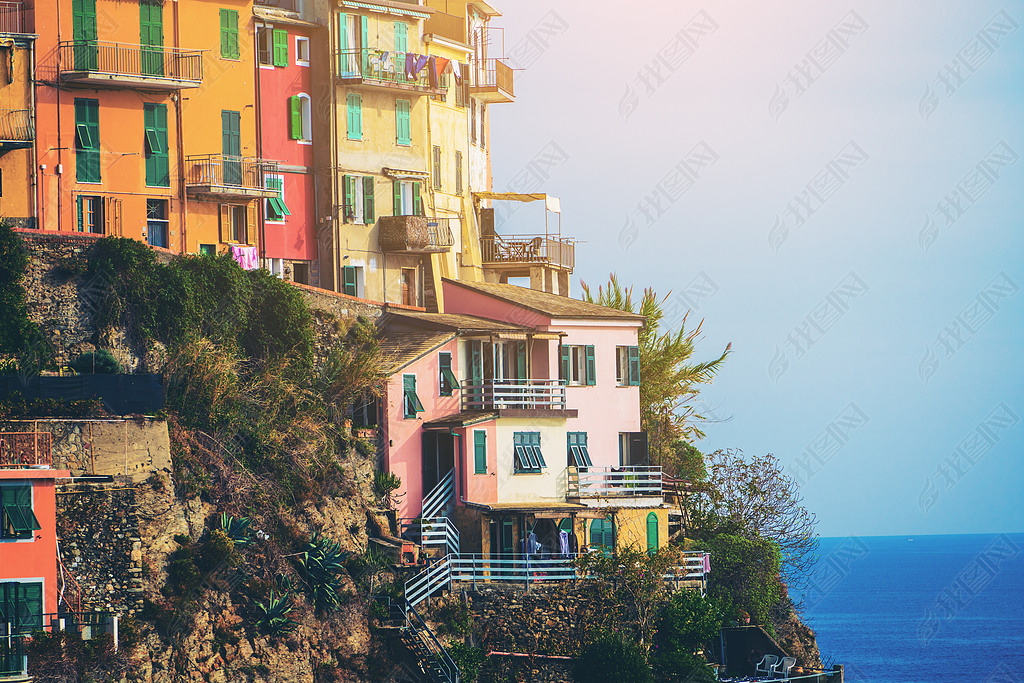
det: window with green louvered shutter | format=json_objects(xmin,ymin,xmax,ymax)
[
  {"xmin": 343, "ymin": 175, "xmax": 354, "ymax": 222},
  {"xmin": 347, "ymin": 93, "xmax": 361, "ymax": 140},
  {"xmin": 362, "ymin": 176, "xmax": 375, "ymax": 223},
  {"xmin": 646, "ymin": 512, "xmax": 659, "ymax": 555},
  {"xmin": 289, "ymin": 96, "xmax": 302, "ymax": 139},
  {"xmin": 590, "ymin": 517, "xmax": 614, "ymax": 555},
  {"xmin": 72, "ymin": 0, "xmax": 98, "ymax": 70},
  {"xmin": 393, "ymin": 180, "xmax": 402, "ymax": 216},
  {"xmin": 0, "ymin": 484, "xmax": 40, "ymax": 539},
  {"xmin": 140, "ymin": 0, "xmax": 164, "ymax": 76},
  {"xmin": 273, "ymin": 29, "xmax": 288, "ymax": 67},
  {"xmin": 342, "ymin": 265, "xmax": 358, "ymax": 297},
  {"xmin": 265, "ymin": 176, "xmax": 290, "ymax": 221},
  {"xmin": 628, "ymin": 345, "xmax": 640, "ymax": 386},
  {"xmin": 474, "ymin": 430, "xmax": 486, "ymax": 474},
  {"xmin": 144, "ymin": 103, "xmax": 169, "ymax": 187},
  {"xmin": 394, "ymin": 22, "xmax": 407, "ymax": 54},
  {"xmin": 439, "ymin": 352, "xmax": 458, "ymax": 396},
  {"xmin": 585, "ymin": 345, "xmax": 596, "ymax": 386},
  {"xmin": 396, "ymin": 99, "xmax": 411, "ymax": 145},
  {"xmin": 75, "ymin": 98, "xmax": 100, "ymax": 183},
  {"xmin": 403, "ymin": 374, "xmax": 423, "ymax": 418},
  {"xmin": 559, "ymin": 345, "xmax": 570, "ymax": 383},
  {"xmin": 220, "ymin": 9, "xmax": 239, "ymax": 59},
  {"xmin": 412, "ymin": 181, "xmax": 422, "ymax": 216}
]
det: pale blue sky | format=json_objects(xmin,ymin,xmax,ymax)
[{"xmin": 490, "ymin": 0, "xmax": 1024, "ymax": 536}]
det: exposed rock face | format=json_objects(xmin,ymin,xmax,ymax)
[{"xmin": 774, "ymin": 610, "xmax": 822, "ymax": 670}]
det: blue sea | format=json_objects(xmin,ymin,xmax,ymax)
[{"xmin": 799, "ymin": 534, "xmax": 1024, "ymax": 683}]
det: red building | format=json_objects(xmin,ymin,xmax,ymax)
[{"xmin": 254, "ymin": 3, "xmax": 320, "ymax": 286}]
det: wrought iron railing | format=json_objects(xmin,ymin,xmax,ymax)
[
  {"xmin": 58, "ymin": 41, "xmax": 203, "ymax": 84},
  {"xmin": 0, "ymin": 432, "xmax": 53, "ymax": 468},
  {"xmin": 0, "ymin": 1, "xmax": 28, "ymax": 34},
  {"xmin": 425, "ymin": 217, "xmax": 457, "ymax": 248},
  {"xmin": 0, "ymin": 109, "xmax": 33, "ymax": 141},
  {"xmin": 471, "ymin": 57, "xmax": 514, "ymax": 94},
  {"xmin": 184, "ymin": 154, "xmax": 276, "ymax": 190},
  {"xmin": 567, "ymin": 466, "xmax": 663, "ymax": 498},
  {"xmin": 480, "ymin": 235, "xmax": 575, "ymax": 269},
  {"xmin": 335, "ymin": 48, "xmax": 443, "ymax": 91},
  {"xmin": 461, "ymin": 379, "xmax": 566, "ymax": 411}
]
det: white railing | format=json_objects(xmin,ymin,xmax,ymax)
[
  {"xmin": 461, "ymin": 379, "xmax": 566, "ymax": 411},
  {"xmin": 567, "ymin": 466, "xmax": 663, "ymax": 498},
  {"xmin": 664, "ymin": 551, "xmax": 710, "ymax": 595},
  {"xmin": 451, "ymin": 553, "xmax": 579, "ymax": 584},
  {"xmin": 400, "ymin": 516, "xmax": 460, "ymax": 557},
  {"xmin": 421, "ymin": 468, "xmax": 456, "ymax": 519},
  {"xmin": 405, "ymin": 555, "xmax": 452, "ymax": 608}
]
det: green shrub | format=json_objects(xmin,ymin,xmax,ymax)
[
  {"xmin": 652, "ymin": 590, "xmax": 728, "ymax": 682},
  {"xmin": 573, "ymin": 633, "xmax": 653, "ymax": 683},
  {"xmin": 695, "ymin": 534, "xmax": 783, "ymax": 627},
  {"xmin": 219, "ymin": 513, "xmax": 252, "ymax": 547},
  {"xmin": 253, "ymin": 589, "xmax": 297, "ymax": 636},
  {"xmin": 448, "ymin": 642, "xmax": 485, "ymax": 682},
  {"xmin": 0, "ymin": 221, "xmax": 48, "ymax": 365},
  {"xmin": 71, "ymin": 349, "xmax": 122, "ymax": 374},
  {"xmin": 296, "ymin": 532, "xmax": 350, "ymax": 614}
]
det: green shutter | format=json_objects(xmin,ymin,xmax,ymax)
[
  {"xmin": 289, "ymin": 96, "xmax": 302, "ymax": 139},
  {"xmin": 628, "ymin": 345, "xmax": 640, "ymax": 386},
  {"xmin": 412, "ymin": 181, "xmax": 422, "ymax": 216},
  {"xmin": 360, "ymin": 15, "xmax": 368, "ymax": 49},
  {"xmin": 516, "ymin": 342, "xmax": 527, "ymax": 380},
  {"xmin": 75, "ymin": 98, "xmax": 100, "ymax": 183},
  {"xmin": 394, "ymin": 22, "xmax": 407, "ymax": 54},
  {"xmin": 338, "ymin": 13, "xmax": 348, "ymax": 50},
  {"xmin": 585, "ymin": 345, "xmax": 596, "ymax": 385},
  {"xmin": 393, "ymin": 180, "xmax": 402, "ymax": 216},
  {"xmin": 559, "ymin": 345, "xmax": 569, "ymax": 382},
  {"xmin": 140, "ymin": 0, "xmax": 164, "ymax": 76},
  {"xmin": 440, "ymin": 353, "xmax": 458, "ymax": 396},
  {"xmin": 220, "ymin": 9, "xmax": 239, "ymax": 59},
  {"xmin": 342, "ymin": 265, "xmax": 357, "ymax": 296},
  {"xmin": 403, "ymin": 374, "xmax": 423, "ymax": 417},
  {"xmin": 72, "ymin": 0, "xmax": 98, "ymax": 70},
  {"xmin": 144, "ymin": 103, "xmax": 169, "ymax": 187},
  {"xmin": 76, "ymin": 195, "xmax": 84, "ymax": 232},
  {"xmin": 343, "ymin": 175, "xmax": 354, "ymax": 222},
  {"xmin": 273, "ymin": 29, "xmax": 289, "ymax": 66},
  {"xmin": 18, "ymin": 582, "xmax": 43, "ymax": 632},
  {"xmin": 347, "ymin": 93, "xmax": 361, "ymax": 140},
  {"xmin": 396, "ymin": 100, "xmax": 411, "ymax": 145},
  {"xmin": 363, "ymin": 176, "xmax": 375, "ymax": 223},
  {"xmin": 2, "ymin": 484, "xmax": 40, "ymax": 538},
  {"xmin": 646, "ymin": 512, "xmax": 659, "ymax": 555},
  {"xmin": 474, "ymin": 430, "xmax": 486, "ymax": 474}
]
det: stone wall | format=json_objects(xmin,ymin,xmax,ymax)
[
  {"xmin": 56, "ymin": 483, "xmax": 145, "ymax": 616},
  {"xmin": 0, "ymin": 418, "xmax": 172, "ymax": 481}
]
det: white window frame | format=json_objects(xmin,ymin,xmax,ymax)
[
  {"xmin": 565, "ymin": 344, "xmax": 586, "ymax": 386},
  {"xmin": 399, "ymin": 180, "xmax": 414, "ymax": 216},
  {"xmin": 297, "ymin": 92, "xmax": 312, "ymax": 144},
  {"xmin": 257, "ymin": 25, "xmax": 275, "ymax": 68},
  {"xmin": 295, "ymin": 36, "xmax": 310, "ymax": 66},
  {"xmin": 265, "ymin": 172, "xmax": 286, "ymax": 224},
  {"xmin": 0, "ymin": 481, "xmax": 37, "ymax": 544}
]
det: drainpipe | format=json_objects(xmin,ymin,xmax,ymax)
[
  {"xmin": 253, "ymin": 16, "xmax": 266, "ymax": 267},
  {"xmin": 450, "ymin": 428, "xmax": 462, "ymax": 506},
  {"xmin": 55, "ymin": 0, "xmax": 62, "ymax": 232},
  {"xmin": 173, "ymin": 0, "xmax": 186, "ymax": 252}
]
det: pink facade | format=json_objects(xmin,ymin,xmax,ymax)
[{"xmin": 256, "ymin": 19, "xmax": 317, "ymax": 265}]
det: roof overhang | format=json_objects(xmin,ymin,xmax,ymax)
[{"xmin": 339, "ymin": 0, "xmax": 433, "ymax": 19}]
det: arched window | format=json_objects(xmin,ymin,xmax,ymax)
[
  {"xmin": 289, "ymin": 93, "xmax": 312, "ymax": 142},
  {"xmin": 646, "ymin": 512, "xmax": 659, "ymax": 555}
]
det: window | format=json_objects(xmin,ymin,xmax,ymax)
[
  {"xmin": 265, "ymin": 175, "xmax": 291, "ymax": 222},
  {"xmin": 560, "ymin": 344, "xmax": 595, "ymax": 386},
  {"xmin": 396, "ymin": 99, "xmax": 411, "ymax": 146},
  {"xmin": 513, "ymin": 432, "xmax": 545, "ymax": 473},
  {"xmin": 400, "ymin": 268, "xmax": 416, "ymax": 306},
  {"xmin": 76, "ymin": 195, "xmax": 103, "ymax": 234},
  {"xmin": 346, "ymin": 93, "xmax": 362, "ymax": 141},
  {"xmin": 590, "ymin": 516, "xmax": 614, "ymax": 554},
  {"xmin": 403, "ymin": 374, "xmax": 423, "ymax": 418},
  {"xmin": 295, "ymin": 36, "xmax": 310, "ymax": 66},
  {"xmin": 257, "ymin": 26, "xmax": 273, "ymax": 65},
  {"xmin": 272, "ymin": 28, "xmax": 288, "ymax": 67},
  {"xmin": 0, "ymin": 581, "xmax": 44, "ymax": 635},
  {"xmin": 616, "ymin": 345, "xmax": 640, "ymax": 386},
  {"xmin": 646, "ymin": 512, "xmax": 659, "ymax": 555},
  {"xmin": 432, "ymin": 145, "xmax": 442, "ymax": 190},
  {"xmin": 0, "ymin": 485, "xmax": 40, "ymax": 539},
  {"xmin": 439, "ymin": 352, "xmax": 459, "ymax": 396},
  {"xmin": 140, "ymin": 0, "xmax": 164, "ymax": 76},
  {"xmin": 341, "ymin": 265, "xmax": 361, "ymax": 297},
  {"xmin": 352, "ymin": 393, "xmax": 377, "ymax": 427},
  {"xmin": 219, "ymin": 204, "xmax": 251, "ymax": 244},
  {"xmin": 455, "ymin": 68, "xmax": 468, "ymax": 108},
  {"xmin": 289, "ymin": 94, "xmax": 311, "ymax": 142},
  {"xmin": 394, "ymin": 21, "xmax": 407, "ymax": 54},
  {"xmin": 220, "ymin": 9, "xmax": 239, "ymax": 59},
  {"xmin": 199, "ymin": 244, "xmax": 216, "ymax": 256},
  {"xmin": 480, "ymin": 103, "xmax": 486, "ymax": 150},
  {"xmin": 144, "ymin": 103, "xmax": 169, "ymax": 187},
  {"xmin": 392, "ymin": 180, "xmax": 422, "ymax": 217},
  {"xmin": 75, "ymin": 98, "xmax": 100, "ymax": 183},
  {"xmin": 146, "ymin": 199, "xmax": 168, "ymax": 248},
  {"xmin": 292, "ymin": 262, "xmax": 309, "ymax": 285},
  {"xmin": 454, "ymin": 151, "xmax": 463, "ymax": 196},
  {"xmin": 470, "ymin": 100, "xmax": 477, "ymax": 144},
  {"xmin": 474, "ymin": 430, "xmax": 487, "ymax": 474},
  {"xmin": 567, "ymin": 432, "xmax": 592, "ymax": 468},
  {"xmin": 619, "ymin": 432, "xmax": 649, "ymax": 467},
  {"xmin": 343, "ymin": 175, "xmax": 374, "ymax": 224}
]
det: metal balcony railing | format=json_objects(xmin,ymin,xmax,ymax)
[
  {"xmin": 400, "ymin": 516, "xmax": 460, "ymax": 557},
  {"xmin": 255, "ymin": 0, "xmax": 300, "ymax": 10},
  {"xmin": 567, "ymin": 465, "xmax": 663, "ymax": 498},
  {"xmin": 461, "ymin": 379, "xmax": 566, "ymax": 411},
  {"xmin": 335, "ymin": 48, "xmax": 444, "ymax": 94},
  {"xmin": 0, "ymin": 432, "xmax": 53, "ymax": 468},
  {"xmin": 425, "ymin": 11, "xmax": 467, "ymax": 44},
  {"xmin": 0, "ymin": 109, "xmax": 33, "ymax": 142},
  {"xmin": 0, "ymin": 1, "xmax": 28, "ymax": 34},
  {"xmin": 480, "ymin": 235, "xmax": 575, "ymax": 270},
  {"xmin": 471, "ymin": 57, "xmax": 514, "ymax": 101},
  {"xmin": 57, "ymin": 41, "xmax": 204, "ymax": 87},
  {"xmin": 184, "ymin": 155, "xmax": 278, "ymax": 195},
  {"xmin": 451, "ymin": 553, "xmax": 579, "ymax": 584}
]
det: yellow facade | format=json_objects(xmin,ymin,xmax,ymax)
[{"xmin": 0, "ymin": 34, "xmax": 36, "ymax": 225}]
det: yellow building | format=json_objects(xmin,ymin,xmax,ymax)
[{"xmin": 0, "ymin": 10, "xmax": 36, "ymax": 227}]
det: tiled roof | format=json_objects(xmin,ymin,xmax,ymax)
[
  {"xmin": 378, "ymin": 331, "xmax": 454, "ymax": 373},
  {"xmin": 382, "ymin": 310, "xmax": 535, "ymax": 333},
  {"xmin": 443, "ymin": 279, "xmax": 645, "ymax": 321},
  {"xmin": 422, "ymin": 411, "xmax": 498, "ymax": 429}
]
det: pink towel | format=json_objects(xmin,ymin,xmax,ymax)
[{"xmin": 230, "ymin": 244, "xmax": 258, "ymax": 271}]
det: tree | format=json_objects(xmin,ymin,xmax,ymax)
[
  {"xmin": 695, "ymin": 533, "xmax": 784, "ymax": 627},
  {"xmin": 652, "ymin": 590, "xmax": 729, "ymax": 682},
  {"xmin": 690, "ymin": 449, "xmax": 818, "ymax": 589},
  {"xmin": 580, "ymin": 274, "xmax": 730, "ymax": 464},
  {"xmin": 574, "ymin": 632, "xmax": 653, "ymax": 683}
]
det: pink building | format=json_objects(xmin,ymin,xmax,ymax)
[
  {"xmin": 254, "ymin": 4, "xmax": 319, "ymax": 285},
  {"xmin": 378, "ymin": 280, "xmax": 672, "ymax": 563}
]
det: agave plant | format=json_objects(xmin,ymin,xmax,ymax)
[
  {"xmin": 253, "ymin": 589, "xmax": 297, "ymax": 636},
  {"xmin": 296, "ymin": 532, "xmax": 350, "ymax": 614},
  {"xmin": 219, "ymin": 513, "xmax": 252, "ymax": 547}
]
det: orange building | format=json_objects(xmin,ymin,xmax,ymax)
[{"xmin": 0, "ymin": 2, "xmax": 36, "ymax": 228}]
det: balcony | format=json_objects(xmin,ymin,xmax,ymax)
[
  {"xmin": 57, "ymin": 41, "xmax": 203, "ymax": 91},
  {"xmin": 480, "ymin": 234, "xmax": 575, "ymax": 271},
  {"xmin": 379, "ymin": 215, "xmax": 455, "ymax": 253},
  {"xmin": 184, "ymin": 155, "xmax": 280, "ymax": 201},
  {"xmin": 0, "ymin": 1, "xmax": 30, "ymax": 34},
  {"xmin": 567, "ymin": 466, "xmax": 663, "ymax": 499},
  {"xmin": 255, "ymin": 0, "xmax": 301, "ymax": 11},
  {"xmin": 0, "ymin": 432, "xmax": 53, "ymax": 469},
  {"xmin": 424, "ymin": 11, "xmax": 467, "ymax": 44},
  {"xmin": 0, "ymin": 109, "xmax": 33, "ymax": 151},
  {"xmin": 461, "ymin": 379, "xmax": 569, "ymax": 413},
  {"xmin": 335, "ymin": 49, "xmax": 445, "ymax": 96},
  {"xmin": 471, "ymin": 58, "xmax": 514, "ymax": 103}
]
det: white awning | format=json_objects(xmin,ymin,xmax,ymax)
[{"xmin": 474, "ymin": 191, "xmax": 561, "ymax": 213}]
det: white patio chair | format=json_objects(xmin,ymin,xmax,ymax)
[{"xmin": 755, "ymin": 654, "xmax": 778, "ymax": 676}]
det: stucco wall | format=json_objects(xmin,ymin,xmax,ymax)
[
  {"xmin": 494, "ymin": 417, "xmax": 569, "ymax": 504},
  {"xmin": 0, "ymin": 471, "xmax": 65, "ymax": 617}
]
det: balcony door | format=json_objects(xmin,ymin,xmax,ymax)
[
  {"xmin": 338, "ymin": 13, "xmax": 367, "ymax": 76},
  {"xmin": 140, "ymin": 0, "xmax": 164, "ymax": 77},
  {"xmin": 71, "ymin": 0, "xmax": 98, "ymax": 71},
  {"xmin": 421, "ymin": 432, "xmax": 455, "ymax": 512},
  {"xmin": 221, "ymin": 111, "xmax": 242, "ymax": 186}
]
